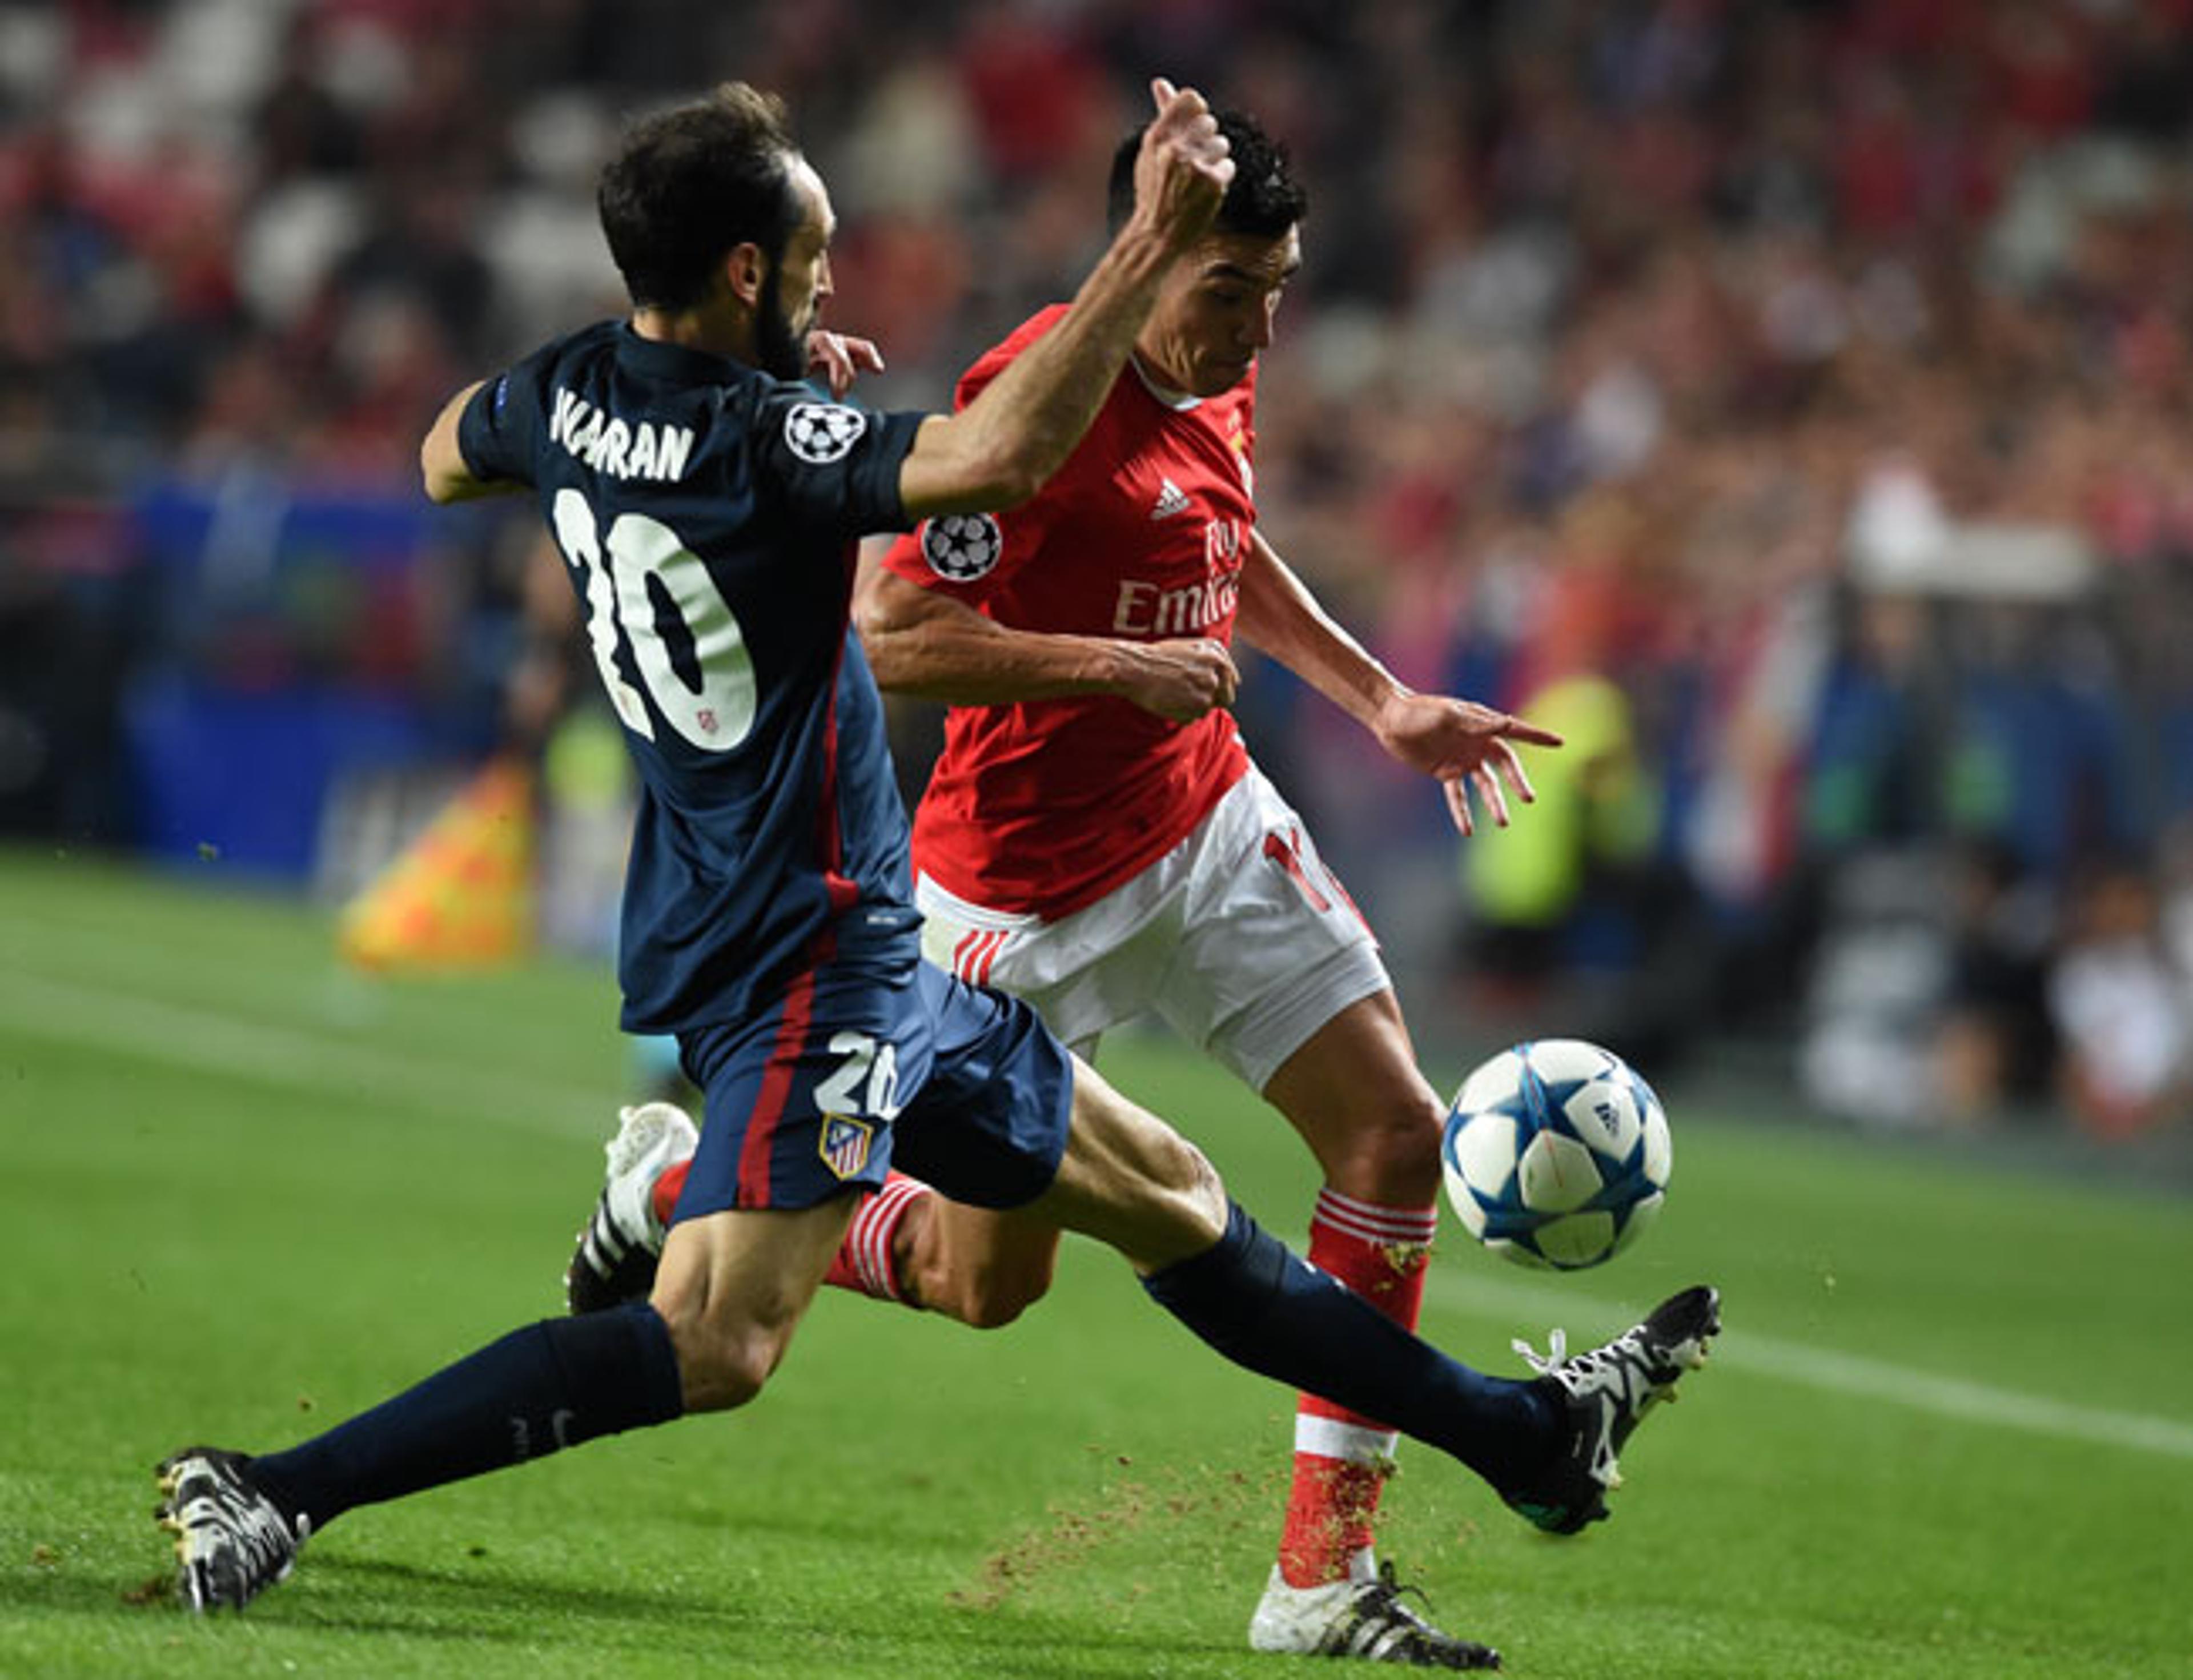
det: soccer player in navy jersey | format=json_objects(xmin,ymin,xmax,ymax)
[
  {"xmin": 151, "ymin": 78, "xmax": 1718, "ymax": 1635},
  {"xmin": 570, "ymin": 111, "xmax": 1575, "ymax": 1665}
]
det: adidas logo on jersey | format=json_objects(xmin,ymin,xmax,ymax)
[{"xmin": 1150, "ymin": 478, "xmax": 1192, "ymax": 520}]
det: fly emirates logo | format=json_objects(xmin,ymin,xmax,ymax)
[{"xmin": 1111, "ymin": 519, "xmax": 1242, "ymax": 637}]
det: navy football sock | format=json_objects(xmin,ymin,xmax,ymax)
[
  {"xmin": 246, "ymin": 1303, "xmax": 684, "ymax": 1533},
  {"xmin": 1142, "ymin": 1201, "xmax": 1557, "ymax": 1492}
]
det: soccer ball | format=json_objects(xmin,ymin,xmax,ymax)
[{"xmin": 1441, "ymin": 1039, "xmax": 1672, "ymax": 1271}]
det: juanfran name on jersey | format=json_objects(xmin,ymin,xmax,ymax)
[
  {"xmin": 1111, "ymin": 516, "xmax": 1242, "ymax": 636},
  {"xmin": 549, "ymin": 386, "xmax": 696, "ymax": 483}
]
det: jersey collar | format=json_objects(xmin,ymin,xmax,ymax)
[
  {"xmin": 617, "ymin": 321, "xmax": 758, "ymax": 384},
  {"xmin": 1128, "ymin": 352, "xmax": 1203, "ymax": 411}
]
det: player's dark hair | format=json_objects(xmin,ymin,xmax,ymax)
[
  {"xmin": 1106, "ymin": 108, "xmax": 1306, "ymax": 239},
  {"xmin": 599, "ymin": 82, "xmax": 801, "ymax": 311}
]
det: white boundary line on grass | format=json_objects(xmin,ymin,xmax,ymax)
[
  {"xmin": 1712, "ymin": 1329, "xmax": 2193, "ymax": 1460},
  {"xmin": 1425, "ymin": 1269, "xmax": 2193, "ymax": 1463},
  {"xmin": 7, "ymin": 964, "xmax": 2192, "ymax": 1463}
]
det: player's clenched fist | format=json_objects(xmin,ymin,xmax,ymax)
[
  {"xmin": 1131, "ymin": 78, "xmax": 1235, "ymax": 250},
  {"xmin": 1116, "ymin": 636, "xmax": 1240, "ymax": 724}
]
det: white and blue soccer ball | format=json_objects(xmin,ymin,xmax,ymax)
[{"xmin": 1441, "ymin": 1039, "xmax": 1672, "ymax": 1271}]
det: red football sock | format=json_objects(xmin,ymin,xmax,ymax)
[
  {"xmin": 646, "ymin": 1163, "xmax": 928, "ymax": 1310},
  {"xmin": 1276, "ymin": 1188, "xmax": 1436, "ymax": 1587},
  {"xmin": 821, "ymin": 1173, "xmax": 930, "ymax": 1303},
  {"xmin": 649, "ymin": 1159, "xmax": 690, "ymax": 1231}
]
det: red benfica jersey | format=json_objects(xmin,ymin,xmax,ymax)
[{"xmin": 879, "ymin": 304, "xmax": 1255, "ymax": 918}]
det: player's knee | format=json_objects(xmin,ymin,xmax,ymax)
[
  {"xmin": 1057, "ymin": 1074, "xmax": 1228, "ymax": 1264},
  {"xmin": 1183, "ymin": 1132, "xmax": 1226, "ymax": 1211},
  {"xmin": 1151, "ymin": 1130, "xmax": 1228, "ymax": 1246}
]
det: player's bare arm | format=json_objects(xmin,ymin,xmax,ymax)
[
  {"xmin": 1234, "ymin": 528, "xmax": 1563, "ymax": 835},
  {"xmin": 855, "ymin": 557, "xmax": 1238, "ymax": 721},
  {"xmin": 420, "ymin": 380, "xmax": 531, "ymax": 505},
  {"xmin": 897, "ymin": 79, "xmax": 1233, "ymax": 520}
]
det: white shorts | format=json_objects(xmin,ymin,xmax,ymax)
[{"xmin": 915, "ymin": 767, "xmax": 1392, "ymax": 1093}]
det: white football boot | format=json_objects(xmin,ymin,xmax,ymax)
[
  {"xmin": 564, "ymin": 1102, "xmax": 697, "ymax": 1313},
  {"xmin": 1249, "ymin": 1558, "xmax": 1502, "ymax": 1669}
]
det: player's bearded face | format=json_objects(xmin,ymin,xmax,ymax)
[{"xmin": 756, "ymin": 260, "xmax": 808, "ymax": 382}]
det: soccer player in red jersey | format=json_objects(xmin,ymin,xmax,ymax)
[
  {"xmin": 570, "ymin": 110, "xmax": 1584, "ymax": 1664},
  {"xmin": 870, "ymin": 108, "xmax": 1568, "ymax": 1662}
]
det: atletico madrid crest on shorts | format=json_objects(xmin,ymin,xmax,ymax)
[{"xmin": 818, "ymin": 1114, "xmax": 874, "ymax": 1180}]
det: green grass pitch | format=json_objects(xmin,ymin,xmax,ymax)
[{"xmin": 2, "ymin": 847, "xmax": 2189, "ymax": 1677}]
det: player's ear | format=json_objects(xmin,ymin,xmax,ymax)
[{"xmin": 724, "ymin": 242, "xmax": 769, "ymax": 308}]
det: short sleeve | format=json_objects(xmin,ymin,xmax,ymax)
[
  {"xmin": 871, "ymin": 334, "xmax": 1052, "ymax": 603},
  {"xmin": 751, "ymin": 387, "xmax": 926, "ymax": 540},
  {"xmin": 877, "ymin": 499, "xmax": 1046, "ymax": 605},
  {"xmin": 456, "ymin": 347, "xmax": 557, "ymax": 489}
]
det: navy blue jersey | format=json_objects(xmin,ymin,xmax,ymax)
[{"xmin": 457, "ymin": 320, "xmax": 927, "ymax": 1032}]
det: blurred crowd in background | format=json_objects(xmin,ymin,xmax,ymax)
[{"xmin": 5, "ymin": 0, "xmax": 2192, "ymax": 1140}]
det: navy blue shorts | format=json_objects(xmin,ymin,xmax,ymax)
[{"xmin": 670, "ymin": 958, "xmax": 1073, "ymax": 1219}]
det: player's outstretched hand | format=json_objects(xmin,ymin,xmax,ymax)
[
  {"xmin": 1131, "ymin": 78, "xmax": 1234, "ymax": 251},
  {"xmin": 806, "ymin": 330, "xmax": 886, "ymax": 399},
  {"xmin": 1117, "ymin": 636, "xmax": 1239, "ymax": 724},
  {"xmin": 1374, "ymin": 692, "xmax": 1565, "ymax": 838}
]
